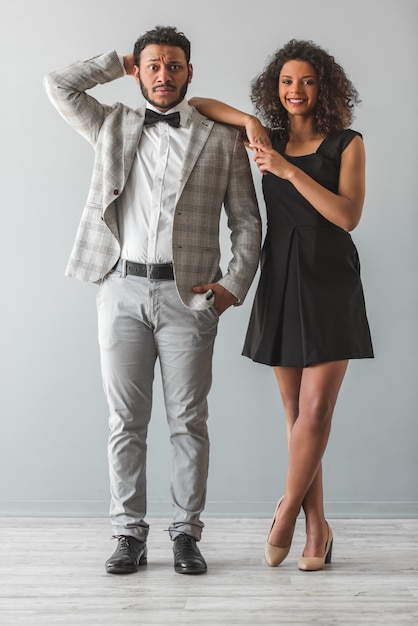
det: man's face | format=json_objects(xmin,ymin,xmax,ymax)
[{"xmin": 134, "ymin": 44, "xmax": 193, "ymax": 111}]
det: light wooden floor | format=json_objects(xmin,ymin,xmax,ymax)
[{"xmin": 0, "ymin": 517, "xmax": 417, "ymax": 625}]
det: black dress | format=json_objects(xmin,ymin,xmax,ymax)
[{"xmin": 242, "ymin": 129, "xmax": 374, "ymax": 367}]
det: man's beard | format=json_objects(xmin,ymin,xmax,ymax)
[{"xmin": 140, "ymin": 74, "xmax": 190, "ymax": 111}]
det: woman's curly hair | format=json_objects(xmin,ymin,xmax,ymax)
[{"xmin": 251, "ymin": 39, "xmax": 360, "ymax": 136}]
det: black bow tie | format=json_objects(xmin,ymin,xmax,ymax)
[{"xmin": 144, "ymin": 109, "xmax": 180, "ymax": 128}]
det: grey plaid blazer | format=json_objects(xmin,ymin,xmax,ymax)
[{"xmin": 44, "ymin": 51, "xmax": 261, "ymax": 310}]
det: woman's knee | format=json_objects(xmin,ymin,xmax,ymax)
[{"xmin": 300, "ymin": 395, "xmax": 335, "ymax": 430}]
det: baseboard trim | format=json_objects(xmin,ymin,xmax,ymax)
[{"xmin": 0, "ymin": 500, "xmax": 417, "ymax": 518}]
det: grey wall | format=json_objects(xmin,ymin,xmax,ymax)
[{"xmin": 1, "ymin": 0, "xmax": 417, "ymax": 518}]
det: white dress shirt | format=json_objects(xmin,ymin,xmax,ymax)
[{"xmin": 116, "ymin": 99, "xmax": 193, "ymax": 263}]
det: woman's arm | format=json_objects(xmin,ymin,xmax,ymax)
[
  {"xmin": 251, "ymin": 135, "xmax": 365, "ymax": 231},
  {"xmin": 190, "ymin": 97, "xmax": 271, "ymax": 146}
]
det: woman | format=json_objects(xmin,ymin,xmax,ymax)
[{"xmin": 191, "ymin": 39, "xmax": 373, "ymax": 571}]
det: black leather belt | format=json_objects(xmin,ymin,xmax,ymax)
[{"xmin": 116, "ymin": 259, "xmax": 174, "ymax": 280}]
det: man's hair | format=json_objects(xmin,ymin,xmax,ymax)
[{"xmin": 134, "ymin": 25, "xmax": 191, "ymax": 65}]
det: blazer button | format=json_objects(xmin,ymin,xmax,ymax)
[{"xmin": 113, "ymin": 189, "xmax": 119, "ymax": 196}]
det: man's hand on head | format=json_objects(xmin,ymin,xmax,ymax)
[{"xmin": 123, "ymin": 54, "xmax": 136, "ymax": 76}]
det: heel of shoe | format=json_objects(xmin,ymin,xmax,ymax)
[
  {"xmin": 325, "ymin": 538, "xmax": 333, "ymax": 564},
  {"xmin": 139, "ymin": 545, "xmax": 148, "ymax": 566}
]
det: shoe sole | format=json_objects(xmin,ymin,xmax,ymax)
[
  {"xmin": 106, "ymin": 555, "xmax": 147, "ymax": 574},
  {"xmin": 174, "ymin": 566, "xmax": 207, "ymax": 575}
]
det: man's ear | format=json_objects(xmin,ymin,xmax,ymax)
[
  {"xmin": 133, "ymin": 65, "xmax": 140, "ymax": 84},
  {"xmin": 188, "ymin": 64, "xmax": 193, "ymax": 84}
]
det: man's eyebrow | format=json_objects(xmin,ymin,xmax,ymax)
[{"xmin": 144, "ymin": 56, "xmax": 183, "ymax": 63}]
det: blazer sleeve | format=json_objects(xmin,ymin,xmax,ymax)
[
  {"xmin": 43, "ymin": 50, "xmax": 125, "ymax": 145},
  {"xmin": 217, "ymin": 133, "xmax": 262, "ymax": 304}
]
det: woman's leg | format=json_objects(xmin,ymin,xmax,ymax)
[
  {"xmin": 274, "ymin": 366, "xmax": 326, "ymax": 557},
  {"xmin": 270, "ymin": 360, "xmax": 348, "ymax": 554}
]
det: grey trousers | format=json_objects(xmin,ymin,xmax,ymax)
[{"xmin": 97, "ymin": 268, "xmax": 219, "ymax": 542}]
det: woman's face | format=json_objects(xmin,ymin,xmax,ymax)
[{"xmin": 278, "ymin": 59, "xmax": 319, "ymax": 117}]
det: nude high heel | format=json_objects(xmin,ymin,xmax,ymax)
[
  {"xmin": 264, "ymin": 496, "xmax": 293, "ymax": 567},
  {"xmin": 298, "ymin": 523, "xmax": 333, "ymax": 571}
]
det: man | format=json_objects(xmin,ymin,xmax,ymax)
[{"xmin": 44, "ymin": 26, "xmax": 261, "ymax": 575}]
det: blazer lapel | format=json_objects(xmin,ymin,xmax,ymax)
[
  {"xmin": 176, "ymin": 110, "xmax": 214, "ymax": 203},
  {"xmin": 122, "ymin": 106, "xmax": 146, "ymax": 180},
  {"xmin": 102, "ymin": 107, "xmax": 144, "ymax": 215}
]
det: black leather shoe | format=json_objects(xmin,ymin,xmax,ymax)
[
  {"xmin": 173, "ymin": 533, "xmax": 207, "ymax": 574},
  {"xmin": 105, "ymin": 535, "xmax": 147, "ymax": 574}
]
